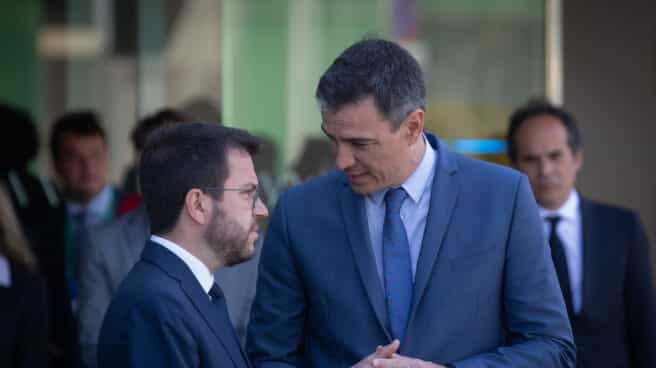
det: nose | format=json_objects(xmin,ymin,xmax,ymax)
[
  {"xmin": 253, "ymin": 197, "xmax": 269, "ymax": 219},
  {"xmin": 538, "ymin": 158, "xmax": 554, "ymax": 176},
  {"xmin": 334, "ymin": 143, "xmax": 355, "ymax": 171}
]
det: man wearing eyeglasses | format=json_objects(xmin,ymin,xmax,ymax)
[{"xmin": 98, "ymin": 122, "xmax": 268, "ymax": 368}]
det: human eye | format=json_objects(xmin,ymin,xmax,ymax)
[
  {"xmin": 349, "ymin": 139, "xmax": 374, "ymax": 149},
  {"xmin": 240, "ymin": 184, "xmax": 257, "ymax": 196}
]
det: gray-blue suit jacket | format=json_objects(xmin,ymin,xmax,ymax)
[{"xmin": 247, "ymin": 134, "xmax": 576, "ymax": 367}]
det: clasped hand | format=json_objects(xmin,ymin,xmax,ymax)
[{"xmin": 351, "ymin": 340, "xmax": 447, "ymax": 368}]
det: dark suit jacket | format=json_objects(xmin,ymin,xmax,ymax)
[
  {"xmin": 1, "ymin": 171, "xmax": 74, "ymax": 368},
  {"xmin": 247, "ymin": 134, "xmax": 576, "ymax": 367},
  {"xmin": 0, "ymin": 259, "xmax": 49, "ymax": 368},
  {"xmin": 79, "ymin": 206, "xmax": 263, "ymax": 368},
  {"xmin": 98, "ymin": 241, "xmax": 250, "ymax": 368},
  {"xmin": 571, "ymin": 198, "xmax": 656, "ymax": 367}
]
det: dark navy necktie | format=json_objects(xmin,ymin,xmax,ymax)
[
  {"xmin": 383, "ymin": 187, "xmax": 413, "ymax": 342},
  {"xmin": 546, "ymin": 216, "xmax": 574, "ymax": 317},
  {"xmin": 209, "ymin": 283, "xmax": 250, "ymax": 367}
]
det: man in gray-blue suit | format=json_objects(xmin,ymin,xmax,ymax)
[
  {"xmin": 99, "ymin": 123, "xmax": 268, "ymax": 367},
  {"xmin": 247, "ymin": 39, "xmax": 575, "ymax": 367}
]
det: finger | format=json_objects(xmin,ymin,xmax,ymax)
[
  {"xmin": 372, "ymin": 357, "xmax": 402, "ymax": 368},
  {"xmin": 375, "ymin": 340, "xmax": 400, "ymax": 358}
]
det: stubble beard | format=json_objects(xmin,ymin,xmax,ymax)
[{"xmin": 204, "ymin": 203, "xmax": 254, "ymax": 267}]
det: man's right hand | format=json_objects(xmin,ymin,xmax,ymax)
[{"xmin": 352, "ymin": 340, "xmax": 401, "ymax": 368}]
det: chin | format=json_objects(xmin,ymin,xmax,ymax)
[{"xmin": 349, "ymin": 182, "xmax": 380, "ymax": 195}]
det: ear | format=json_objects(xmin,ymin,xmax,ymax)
[
  {"xmin": 403, "ymin": 109, "xmax": 425, "ymax": 144},
  {"xmin": 574, "ymin": 148, "xmax": 584, "ymax": 172},
  {"xmin": 184, "ymin": 188, "xmax": 212, "ymax": 225}
]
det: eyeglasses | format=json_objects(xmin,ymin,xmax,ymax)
[{"xmin": 202, "ymin": 183, "xmax": 260, "ymax": 210}]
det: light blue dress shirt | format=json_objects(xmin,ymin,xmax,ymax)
[
  {"xmin": 66, "ymin": 184, "xmax": 116, "ymax": 226},
  {"xmin": 365, "ymin": 135, "xmax": 436, "ymax": 284}
]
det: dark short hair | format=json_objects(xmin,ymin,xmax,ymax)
[
  {"xmin": 0, "ymin": 103, "xmax": 39, "ymax": 171},
  {"xmin": 50, "ymin": 111, "xmax": 105, "ymax": 162},
  {"xmin": 506, "ymin": 99, "xmax": 582, "ymax": 163},
  {"xmin": 139, "ymin": 122, "xmax": 260, "ymax": 234},
  {"xmin": 131, "ymin": 109, "xmax": 193, "ymax": 151},
  {"xmin": 316, "ymin": 38, "xmax": 426, "ymax": 129}
]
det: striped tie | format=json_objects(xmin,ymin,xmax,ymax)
[{"xmin": 383, "ymin": 187, "xmax": 413, "ymax": 342}]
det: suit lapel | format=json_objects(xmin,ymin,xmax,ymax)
[
  {"xmin": 338, "ymin": 182, "xmax": 391, "ymax": 340},
  {"xmin": 179, "ymin": 276, "xmax": 250, "ymax": 368},
  {"xmin": 142, "ymin": 242, "xmax": 248, "ymax": 368},
  {"xmin": 580, "ymin": 199, "xmax": 600, "ymax": 315},
  {"xmin": 337, "ymin": 135, "xmax": 460, "ymax": 343},
  {"xmin": 407, "ymin": 136, "xmax": 459, "ymax": 337}
]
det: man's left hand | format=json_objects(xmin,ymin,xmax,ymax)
[{"xmin": 372, "ymin": 353, "xmax": 446, "ymax": 368}]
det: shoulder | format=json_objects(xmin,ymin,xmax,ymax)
[
  {"xmin": 278, "ymin": 170, "xmax": 344, "ymax": 206},
  {"xmin": 454, "ymin": 154, "xmax": 521, "ymax": 181},
  {"xmin": 447, "ymin": 153, "xmax": 527, "ymax": 203},
  {"xmin": 581, "ymin": 197, "xmax": 640, "ymax": 224},
  {"xmin": 109, "ymin": 260, "xmax": 187, "ymax": 318}
]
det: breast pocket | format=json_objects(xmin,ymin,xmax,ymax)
[{"xmin": 445, "ymin": 244, "xmax": 502, "ymax": 328}]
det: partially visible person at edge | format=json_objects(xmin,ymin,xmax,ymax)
[
  {"xmin": 0, "ymin": 184, "xmax": 49, "ymax": 368},
  {"xmin": 507, "ymin": 99, "xmax": 656, "ymax": 368}
]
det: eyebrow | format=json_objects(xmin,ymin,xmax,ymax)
[{"xmin": 320, "ymin": 124, "xmax": 376, "ymax": 144}]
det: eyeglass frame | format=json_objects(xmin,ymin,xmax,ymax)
[{"xmin": 201, "ymin": 183, "xmax": 261, "ymax": 210}]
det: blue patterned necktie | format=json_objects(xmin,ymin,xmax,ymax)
[{"xmin": 383, "ymin": 187, "xmax": 413, "ymax": 342}]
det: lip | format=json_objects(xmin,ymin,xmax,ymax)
[{"xmin": 347, "ymin": 172, "xmax": 368, "ymax": 182}]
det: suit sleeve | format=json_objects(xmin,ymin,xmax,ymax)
[
  {"xmin": 98, "ymin": 296, "xmax": 198, "ymax": 368},
  {"xmin": 246, "ymin": 191, "xmax": 304, "ymax": 368},
  {"xmin": 625, "ymin": 213, "xmax": 656, "ymax": 368},
  {"xmin": 78, "ymin": 228, "xmax": 112, "ymax": 368},
  {"xmin": 450, "ymin": 175, "xmax": 576, "ymax": 368}
]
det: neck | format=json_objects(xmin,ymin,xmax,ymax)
[
  {"xmin": 65, "ymin": 186, "xmax": 105, "ymax": 206},
  {"xmin": 397, "ymin": 135, "xmax": 426, "ymax": 186},
  {"xmin": 160, "ymin": 228, "xmax": 222, "ymax": 272}
]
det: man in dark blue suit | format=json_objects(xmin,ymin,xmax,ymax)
[
  {"xmin": 507, "ymin": 100, "xmax": 656, "ymax": 368},
  {"xmin": 98, "ymin": 122, "xmax": 268, "ymax": 367},
  {"xmin": 247, "ymin": 39, "xmax": 575, "ymax": 367}
]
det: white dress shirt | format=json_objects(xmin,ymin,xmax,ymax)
[
  {"xmin": 538, "ymin": 189, "xmax": 583, "ymax": 314},
  {"xmin": 150, "ymin": 235, "xmax": 215, "ymax": 299}
]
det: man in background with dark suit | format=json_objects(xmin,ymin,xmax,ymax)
[
  {"xmin": 506, "ymin": 99, "xmax": 656, "ymax": 368},
  {"xmin": 98, "ymin": 122, "xmax": 268, "ymax": 367}
]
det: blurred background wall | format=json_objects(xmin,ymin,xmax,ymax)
[
  {"xmin": 0, "ymin": 0, "xmax": 654, "ymax": 269},
  {"xmin": 563, "ymin": 0, "xmax": 656, "ymax": 267}
]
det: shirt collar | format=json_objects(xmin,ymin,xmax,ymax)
[
  {"xmin": 538, "ymin": 189, "xmax": 580, "ymax": 222},
  {"xmin": 67, "ymin": 184, "xmax": 113, "ymax": 218},
  {"xmin": 368, "ymin": 134, "xmax": 436, "ymax": 206},
  {"xmin": 150, "ymin": 234, "xmax": 215, "ymax": 294}
]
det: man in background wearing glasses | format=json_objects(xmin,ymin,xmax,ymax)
[{"xmin": 98, "ymin": 122, "xmax": 268, "ymax": 368}]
